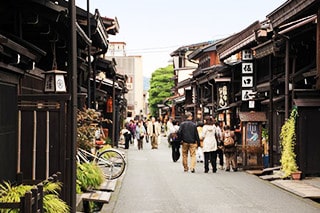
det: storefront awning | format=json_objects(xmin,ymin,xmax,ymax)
[
  {"xmin": 266, "ymin": 0, "xmax": 316, "ymax": 28},
  {"xmin": 218, "ymin": 21, "xmax": 260, "ymax": 60},
  {"xmin": 252, "ymin": 40, "xmax": 274, "ymax": 59},
  {"xmin": 293, "ymin": 98, "xmax": 320, "ymax": 107},
  {"xmin": 261, "ymin": 95, "xmax": 285, "ymax": 105},
  {"xmin": 256, "ymin": 82, "xmax": 270, "ymax": 92},
  {"xmin": 239, "ymin": 112, "xmax": 267, "ymax": 122},
  {"xmin": 184, "ymin": 103, "xmax": 196, "ymax": 108}
]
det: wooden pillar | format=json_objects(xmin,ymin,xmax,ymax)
[
  {"xmin": 285, "ymin": 39, "xmax": 290, "ymax": 120},
  {"xmin": 316, "ymin": 9, "xmax": 320, "ymax": 89},
  {"xmin": 268, "ymin": 55, "xmax": 274, "ymax": 167},
  {"xmin": 171, "ymin": 102, "xmax": 175, "ymax": 119}
]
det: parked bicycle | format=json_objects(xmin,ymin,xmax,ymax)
[{"xmin": 77, "ymin": 147, "xmax": 126, "ymax": 180}]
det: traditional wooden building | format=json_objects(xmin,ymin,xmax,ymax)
[
  {"xmin": 0, "ymin": 0, "xmax": 126, "ymax": 209},
  {"xmin": 172, "ymin": 0, "xmax": 320, "ymax": 175},
  {"xmin": 169, "ymin": 41, "xmax": 213, "ymax": 121}
]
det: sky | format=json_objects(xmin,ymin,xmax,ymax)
[{"xmin": 77, "ymin": 0, "xmax": 288, "ymax": 77}]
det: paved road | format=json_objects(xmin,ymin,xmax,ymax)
[{"xmin": 110, "ymin": 136, "xmax": 320, "ymax": 213}]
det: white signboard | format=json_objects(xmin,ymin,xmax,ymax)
[
  {"xmin": 242, "ymin": 62, "xmax": 253, "ymax": 74},
  {"xmin": 249, "ymin": 100, "xmax": 255, "ymax": 108},
  {"xmin": 242, "ymin": 89, "xmax": 253, "ymax": 101},
  {"xmin": 55, "ymin": 75, "xmax": 66, "ymax": 92},
  {"xmin": 242, "ymin": 49, "xmax": 253, "ymax": 60},
  {"xmin": 242, "ymin": 76, "xmax": 253, "ymax": 88}
]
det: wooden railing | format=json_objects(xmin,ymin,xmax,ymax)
[{"xmin": 0, "ymin": 172, "xmax": 61, "ymax": 213}]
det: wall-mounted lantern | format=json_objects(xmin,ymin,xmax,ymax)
[
  {"xmin": 44, "ymin": 39, "xmax": 67, "ymax": 93},
  {"xmin": 106, "ymin": 96, "xmax": 113, "ymax": 113},
  {"xmin": 44, "ymin": 70, "xmax": 67, "ymax": 93}
]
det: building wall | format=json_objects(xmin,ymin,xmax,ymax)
[
  {"xmin": 107, "ymin": 42, "xmax": 127, "ymax": 56},
  {"xmin": 106, "ymin": 42, "xmax": 144, "ymax": 118},
  {"xmin": 105, "ymin": 55, "xmax": 144, "ymax": 118},
  {"xmin": 172, "ymin": 50, "xmax": 197, "ymax": 96}
]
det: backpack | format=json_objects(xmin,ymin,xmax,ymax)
[
  {"xmin": 171, "ymin": 132, "xmax": 178, "ymax": 140},
  {"xmin": 224, "ymin": 137, "xmax": 235, "ymax": 148},
  {"xmin": 170, "ymin": 132, "xmax": 181, "ymax": 142}
]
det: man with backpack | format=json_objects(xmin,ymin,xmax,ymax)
[{"xmin": 222, "ymin": 125, "xmax": 237, "ymax": 172}]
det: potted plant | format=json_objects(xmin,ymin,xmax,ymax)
[{"xmin": 279, "ymin": 107, "xmax": 301, "ymax": 180}]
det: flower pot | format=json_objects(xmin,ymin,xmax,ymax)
[{"xmin": 291, "ymin": 171, "xmax": 302, "ymax": 180}]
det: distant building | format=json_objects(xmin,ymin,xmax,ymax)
[
  {"xmin": 107, "ymin": 41, "xmax": 127, "ymax": 56},
  {"xmin": 105, "ymin": 42, "xmax": 144, "ymax": 119}
]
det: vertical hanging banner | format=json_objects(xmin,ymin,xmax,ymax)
[
  {"xmin": 242, "ymin": 76, "xmax": 253, "ymax": 88},
  {"xmin": 242, "ymin": 49, "xmax": 253, "ymax": 60},
  {"xmin": 242, "ymin": 62, "xmax": 253, "ymax": 74},
  {"xmin": 241, "ymin": 50, "xmax": 254, "ymax": 101}
]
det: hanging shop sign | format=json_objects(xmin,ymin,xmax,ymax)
[
  {"xmin": 217, "ymin": 85, "xmax": 228, "ymax": 108},
  {"xmin": 242, "ymin": 62, "xmax": 253, "ymax": 74},
  {"xmin": 242, "ymin": 76, "xmax": 253, "ymax": 87},
  {"xmin": 241, "ymin": 50, "xmax": 254, "ymax": 101},
  {"xmin": 242, "ymin": 49, "xmax": 253, "ymax": 60}
]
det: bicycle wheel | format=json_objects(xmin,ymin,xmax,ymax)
[{"xmin": 96, "ymin": 149, "xmax": 126, "ymax": 180}]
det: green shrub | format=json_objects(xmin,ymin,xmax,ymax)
[
  {"xmin": 0, "ymin": 181, "xmax": 69, "ymax": 213},
  {"xmin": 77, "ymin": 162, "xmax": 104, "ymax": 192},
  {"xmin": 280, "ymin": 107, "xmax": 298, "ymax": 178}
]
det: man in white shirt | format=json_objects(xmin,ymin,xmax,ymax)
[{"xmin": 147, "ymin": 117, "xmax": 161, "ymax": 149}]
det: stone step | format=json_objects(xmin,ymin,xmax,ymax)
[{"xmin": 271, "ymin": 179, "xmax": 320, "ymax": 198}]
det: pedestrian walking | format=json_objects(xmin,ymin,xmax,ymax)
[
  {"xmin": 128, "ymin": 120, "xmax": 136, "ymax": 144},
  {"xmin": 166, "ymin": 117, "xmax": 174, "ymax": 146},
  {"xmin": 143, "ymin": 118, "xmax": 149, "ymax": 143},
  {"xmin": 121, "ymin": 128, "xmax": 131, "ymax": 149},
  {"xmin": 201, "ymin": 117, "xmax": 218, "ymax": 173},
  {"xmin": 178, "ymin": 112, "xmax": 200, "ymax": 173},
  {"xmin": 135, "ymin": 120, "xmax": 146, "ymax": 150},
  {"xmin": 215, "ymin": 121, "xmax": 224, "ymax": 169},
  {"xmin": 222, "ymin": 125, "xmax": 237, "ymax": 172},
  {"xmin": 147, "ymin": 117, "xmax": 161, "ymax": 149},
  {"xmin": 196, "ymin": 121, "xmax": 204, "ymax": 163},
  {"xmin": 169, "ymin": 120, "xmax": 181, "ymax": 162}
]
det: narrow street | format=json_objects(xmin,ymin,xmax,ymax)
[{"xmin": 107, "ymin": 136, "xmax": 320, "ymax": 213}]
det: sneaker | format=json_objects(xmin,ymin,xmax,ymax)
[
  {"xmin": 225, "ymin": 169, "xmax": 230, "ymax": 172},
  {"xmin": 233, "ymin": 168, "xmax": 238, "ymax": 172},
  {"xmin": 218, "ymin": 165, "xmax": 224, "ymax": 170},
  {"xmin": 204, "ymin": 170, "xmax": 208, "ymax": 173},
  {"xmin": 191, "ymin": 169, "xmax": 195, "ymax": 173}
]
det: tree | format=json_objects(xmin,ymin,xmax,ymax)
[{"xmin": 148, "ymin": 65, "xmax": 174, "ymax": 117}]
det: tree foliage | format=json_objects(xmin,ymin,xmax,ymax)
[{"xmin": 148, "ymin": 65, "xmax": 174, "ymax": 117}]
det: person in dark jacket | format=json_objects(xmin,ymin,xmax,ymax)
[{"xmin": 178, "ymin": 112, "xmax": 200, "ymax": 173}]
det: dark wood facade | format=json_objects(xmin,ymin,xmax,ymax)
[
  {"xmin": 0, "ymin": 0, "xmax": 125, "ymax": 210},
  {"xmin": 171, "ymin": 0, "xmax": 320, "ymax": 176}
]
